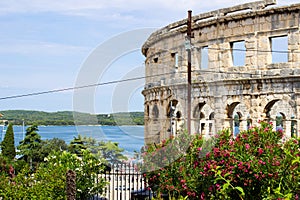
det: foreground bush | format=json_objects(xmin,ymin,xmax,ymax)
[
  {"xmin": 144, "ymin": 122, "xmax": 300, "ymax": 199},
  {"xmin": 0, "ymin": 150, "xmax": 107, "ymax": 199}
]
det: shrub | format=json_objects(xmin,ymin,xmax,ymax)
[
  {"xmin": 0, "ymin": 150, "xmax": 107, "ymax": 199},
  {"xmin": 144, "ymin": 121, "xmax": 300, "ymax": 199}
]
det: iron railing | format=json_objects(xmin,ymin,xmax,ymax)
[{"xmin": 91, "ymin": 163, "xmax": 153, "ymax": 200}]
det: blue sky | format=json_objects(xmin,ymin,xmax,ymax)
[{"xmin": 0, "ymin": 0, "xmax": 297, "ymax": 114}]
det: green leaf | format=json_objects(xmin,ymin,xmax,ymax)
[
  {"xmin": 235, "ymin": 186, "xmax": 245, "ymax": 196},
  {"xmin": 223, "ymin": 183, "xmax": 230, "ymax": 190},
  {"xmin": 292, "ymin": 158, "xmax": 300, "ymax": 165}
]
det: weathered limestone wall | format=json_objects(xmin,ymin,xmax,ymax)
[{"xmin": 142, "ymin": 0, "xmax": 300, "ymax": 145}]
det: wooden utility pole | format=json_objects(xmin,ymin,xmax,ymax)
[
  {"xmin": 66, "ymin": 170, "xmax": 76, "ymax": 200},
  {"xmin": 187, "ymin": 10, "xmax": 193, "ymax": 135}
]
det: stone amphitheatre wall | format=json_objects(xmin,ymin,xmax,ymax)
[{"xmin": 142, "ymin": 0, "xmax": 300, "ymax": 144}]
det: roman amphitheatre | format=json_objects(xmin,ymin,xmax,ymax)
[{"xmin": 142, "ymin": 0, "xmax": 300, "ymax": 144}]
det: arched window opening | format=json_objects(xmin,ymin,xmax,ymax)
[
  {"xmin": 264, "ymin": 99, "xmax": 280, "ymax": 121},
  {"xmin": 167, "ymin": 100, "xmax": 178, "ymax": 117},
  {"xmin": 167, "ymin": 100, "xmax": 180, "ymax": 136},
  {"xmin": 208, "ymin": 112, "xmax": 215, "ymax": 135},
  {"xmin": 193, "ymin": 102, "xmax": 206, "ymax": 118},
  {"xmin": 200, "ymin": 112, "xmax": 205, "ymax": 120},
  {"xmin": 276, "ymin": 112, "xmax": 285, "ymax": 131},
  {"xmin": 226, "ymin": 102, "xmax": 241, "ymax": 136},
  {"xmin": 200, "ymin": 112, "xmax": 205, "ymax": 135},
  {"xmin": 233, "ymin": 112, "xmax": 242, "ymax": 137},
  {"xmin": 146, "ymin": 105, "xmax": 150, "ymax": 117},
  {"xmin": 152, "ymin": 105, "xmax": 159, "ymax": 119},
  {"xmin": 209, "ymin": 112, "xmax": 214, "ymax": 120},
  {"xmin": 226, "ymin": 102, "xmax": 240, "ymax": 118},
  {"xmin": 247, "ymin": 115, "xmax": 252, "ymax": 130},
  {"xmin": 176, "ymin": 111, "xmax": 181, "ymax": 119},
  {"xmin": 291, "ymin": 115, "xmax": 297, "ymax": 137}
]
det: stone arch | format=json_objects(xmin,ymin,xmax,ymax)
[
  {"xmin": 166, "ymin": 99, "xmax": 178, "ymax": 117},
  {"xmin": 193, "ymin": 102, "xmax": 206, "ymax": 119},
  {"xmin": 166, "ymin": 99, "xmax": 183, "ymax": 136},
  {"xmin": 226, "ymin": 102, "xmax": 240, "ymax": 135},
  {"xmin": 264, "ymin": 99, "xmax": 280, "ymax": 119},
  {"xmin": 192, "ymin": 102, "xmax": 214, "ymax": 135},
  {"xmin": 226, "ymin": 101, "xmax": 250, "ymax": 135},
  {"xmin": 146, "ymin": 102, "xmax": 161, "ymax": 145},
  {"xmin": 226, "ymin": 102, "xmax": 240, "ymax": 118},
  {"xmin": 263, "ymin": 98, "xmax": 296, "ymax": 137}
]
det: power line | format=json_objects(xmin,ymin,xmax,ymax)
[
  {"xmin": 0, "ymin": 61, "xmax": 297, "ymax": 101},
  {"xmin": 0, "ymin": 72, "xmax": 182, "ymax": 101}
]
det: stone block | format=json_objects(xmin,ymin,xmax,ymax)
[
  {"xmin": 224, "ymin": 29, "xmax": 232, "ymax": 36},
  {"xmin": 280, "ymin": 69, "xmax": 294, "ymax": 76},
  {"xmin": 243, "ymin": 18, "xmax": 254, "ymax": 26},
  {"xmin": 244, "ymin": 25, "xmax": 254, "ymax": 33}
]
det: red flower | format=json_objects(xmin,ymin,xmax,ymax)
[
  {"xmin": 258, "ymin": 148, "xmax": 264, "ymax": 156},
  {"xmin": 245, "ymin": 143, "xmax": 250, "ymax": 150},
  {"xmin": 258, "ymin": 160, "xmax": 266, "ymax": 165},
  {"xmin": 200, "ymin": 192, "xmax": 205, "ymax": 200},
  {"xmin": 206, "ymin": 152, "xmax": 211, "ymax": 158}
]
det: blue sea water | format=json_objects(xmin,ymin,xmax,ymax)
[{"xmin": 0, "ymin": 125, "xmax": 145, "ymax": 157}]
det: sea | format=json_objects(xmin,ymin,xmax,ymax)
[{"xmin": 0, "ymin": 125, "xmax": 145, "ymax": 158}]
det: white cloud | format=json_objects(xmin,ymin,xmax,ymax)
[
  {"xmin": 0, "ymin": 0, "xmax": 298, "ymax": 29},
  {"xmin": 0, "ymin": 39, "xmax": 88, "ymax": 56},
  {"xmin": 0, "ymin": 0, "xmax": 298, "ymax": 16}
]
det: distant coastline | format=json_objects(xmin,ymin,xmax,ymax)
[{"xmin": 0, "ymin": 110, "xmax": 144, "ymax": 126}]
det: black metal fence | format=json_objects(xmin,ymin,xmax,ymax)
[{"xmin": 92, "ymin": 163, "xmax": 153, "ymax": 200}]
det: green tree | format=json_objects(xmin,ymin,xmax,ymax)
[
  {"xmin": 72, "ymin": 136, "xmax": 127, "ymax": 164},
  {"xmin": 68, "ymin": 135, "xmax": 86, "ymax": 157},
  {"xmin": 97, "ymin": 141, "xmax": 127, "ymax": 163},
  {"xmin": 17, "ymin": 124, "xmax": 42, "ymax": 167},
  {"xmin": 1, "ymin": 124, "xmax": 16, "ymax": 160},
  {"xmin": 39, "ymin": 138, "xmax": 68, "ymax": 159}
]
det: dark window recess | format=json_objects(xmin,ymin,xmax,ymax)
[{"xmin": 171, "ymin": 52, "xmax": 179, "ymax": 68}]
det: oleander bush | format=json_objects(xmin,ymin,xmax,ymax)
[{"xmin": 144, "ymin": 121, "xmax": 300, "ymax": 199}]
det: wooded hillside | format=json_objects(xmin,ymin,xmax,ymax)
[{"xmin": 0, "ymin": 110, "xmax": 144, "ymax": 126}]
